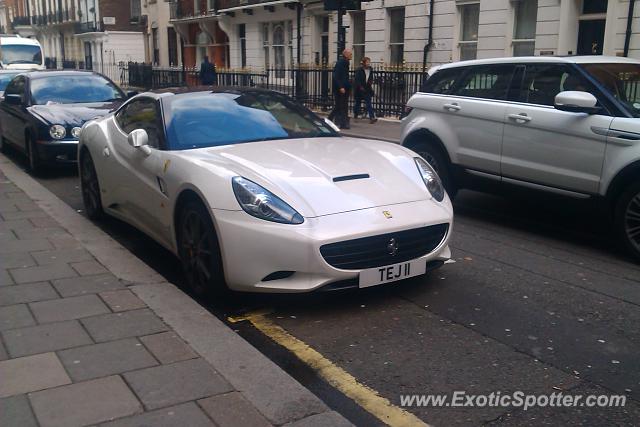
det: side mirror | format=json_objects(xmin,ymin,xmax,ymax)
[
  {"xmin": 554, "ymin": 91, "xmax": 601, "ymax": 114},
  {"xmin": 324, "ymin": 117, "xmax": 340, "ymax": 132},
  {"xmin": 127, "ymin": 129, "xmax": 151, "ymax": 155},
  {"xmin": 126, "ymin": 90, "xmax": 138, "ymax": 99},
  {"xmin": 4, "ymin": 94, "xmax": 22, "ymax": 106}
]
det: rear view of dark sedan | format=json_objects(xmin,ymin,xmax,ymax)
[{"xmin": 0, "ymin": 70, "xmax": 127, "ymax": 173}]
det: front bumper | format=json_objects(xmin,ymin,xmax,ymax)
[
  {"xmin": 213, "ymin": 198, "xmax": 453, "ymax": 293},
  {"xmin": 35, "ymin": 139, "xmax": 78, "ymax": 164}
]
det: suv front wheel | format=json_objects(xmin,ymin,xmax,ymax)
[{"xmin": 615, "ymin": 181, "xmax": 640, "ymax": 261}]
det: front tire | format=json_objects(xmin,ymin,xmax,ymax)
[
  {"xmin": 80, "ymin": 150, "xmax": 105, "ymax": 220},
  {"xmin": 27, "ymin": 135, "xmax": 42, "ymax": 174},
  {"xmin": 177, "ymin": 201, "xmax": 227, "ymax": 297},
  {"xmin": 615, "ymin": 181, "xmax": 640, "ymax": 262},
  {"xmin": 414, "ymin": 143, "xmax": 457, "ymax": 198}
]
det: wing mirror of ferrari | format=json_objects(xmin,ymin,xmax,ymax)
[
  {"xmin": 324, "ymin": 117, "xmax": 340, "ymax": 132},
  {"xmin": 127, "ymin": 129, "xmax": 151, "ymax": 155}
]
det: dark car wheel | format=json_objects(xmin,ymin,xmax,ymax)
[
  {"xmin": 80, "ymin": 151, "xmax": 105, "ymax": 220},
  {"xmin": 615, "ymin": 181, "xmax": 640, "ymax": 262},
  {"xmin": 177, "ymin": 201, "xmax": 227, "ymax": 298},
  {"xmin": 27, "ymin": 135, "xmax": 42, "ymax": 174},
  {"xmin": 415, "ymin": 143, "xmax": 457, "ymax": 198}
]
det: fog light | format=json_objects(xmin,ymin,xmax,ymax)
[{"xmin": 71, "ymin": 127, "xmax": 82, "ymax": 138}]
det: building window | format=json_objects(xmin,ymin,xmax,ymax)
[
  {"xmin": 152, "ymin": 28, "xmax": 159, "ymax": 65},
  {"xmin": 583, "ymin": 0, "xmax": 608, "ymax": 14},
  {"xmin": 351, "ymin": 11, "xmax": 365, "ymax": 65},
  {"xmin": 273, "ymin": 23, "xmax": 286, "ymax": 76},
  {"xmin": 239, "ymin": 24, "xmax": 247, "ymax": 68},
  {"xmin": 288, "ymin": 21, "xmax": 294, "ymax": 67},
  {"xmin": 168, "ymin": 27, "xmax": 178, "ymax": 66},
  {"xmin": 316, "ymin": 16, "xmax": 329, "ymax": 66},
  {"xmin": 130, "ymin": 0, "xmax": 141, "ymax": 19},
  {"xmin": 263, "ymin": 23, "xmax": 269, "ymax": 69},
  {"xmin": 513, "ymin": 0, "xmax": 537, "ymax": 56},
  {"xmin": 459, "ymin": 3, "xmax": 479, "ymax": 60},
  {"xmin": 389, "ymin": 8, "xmax": 405, "ymax": 65}
]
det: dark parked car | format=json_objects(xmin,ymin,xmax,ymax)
[{"xmin": 0, "ymin": 70, "xmax": 127, "ymax": 172}]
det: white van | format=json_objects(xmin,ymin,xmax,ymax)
[{"xmin": 0, "ymin": 35, "xmax": 44, "ymax": 70}]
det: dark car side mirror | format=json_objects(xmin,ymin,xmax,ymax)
[
  {"xmin": 126, "ymin": 90, "xmax": 138, "ymax": 99},
  {"xmin": 4, "ymin": 94, "xmax": 22, "ymax": 106}
]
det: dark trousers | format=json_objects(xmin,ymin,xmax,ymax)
[
  {"xmin": 329, "ymin": 91, "xmax": 350, "ymax": 128},
  {"xmin": 354, "ymin": 94, "xmax": 375, "ymax": 119}
]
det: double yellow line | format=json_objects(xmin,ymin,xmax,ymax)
[{"xmin": 229, "ymin": 310, "xmax": 429, "ymax": 427}]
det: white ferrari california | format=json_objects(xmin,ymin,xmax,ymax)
[{"xmin": 78, "ymin": 88, "xmax": 453, "ymax": 295}]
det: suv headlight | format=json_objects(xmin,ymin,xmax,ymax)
[
  {"xmin": 71, "ymin": 127, "xmax": 82, "ymax": 138},
  {"xmin": 415, "ymin": 157, "xmax": 445, "ymax": 202},
  {"xmin": 49, "ymin": 124, "xmax": 66, "ymax": 140},
  {"xmin": 232, "ymin": 177, "xmax": 304, "ymax": 224}
]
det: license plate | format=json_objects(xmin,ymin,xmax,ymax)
[{"xmin": 359, "ymin": 259, "xmax": 427, "ymax": 288}]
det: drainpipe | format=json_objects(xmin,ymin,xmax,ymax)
[
  {"xmin": 624, "ymin": 0, "xmax": 636, "ymax": 57},
  {"xmin": 422, "ymin": 0, "xmax": 434, "ymax": 76}
]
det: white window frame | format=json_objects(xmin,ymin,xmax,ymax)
[
  {"xmin": 351, "ymin": 11, "xmax": 365, "ymax": 65},
  {"xmin": 511, "ymin": 0, "xmax": 538, "ymax": 56},
  {"xmin": 388, "ymin": 7, "xmax": 405, "ymax": 65},
  {"xmin": 456, "ymin": 1, "xmax": 480, "ymax": 61}
]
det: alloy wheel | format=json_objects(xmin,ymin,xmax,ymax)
[
  {"xmin": 80, "ymin": 153, "xmax": 103, "ymax": 219},
  {"xmin": 624, "ymin": 191, "xmax": 640, "ymax": 254},
  {"xmin": 180, "ymin": 209, "xmax": 216, "ymax": 295}
]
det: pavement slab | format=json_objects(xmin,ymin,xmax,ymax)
[
  {"xmin": 100, "ymin": 402, "xmax": 216, "ymax": 427},
  {"xmin": 198, "ymin": 392, "xmax": 272, "ymax": 427},
  {"xmin": 0, "ymin": 395, "xmax": 39, "ymax": 427},
  {"xmin": 52, "ymin": 273, "xmax": 124, "ymax": 297},
  {"xmin": 283, "ymin": 411, "xmax": 355, "ymax": 427},
  {"xmin": 31, "ymin": 248, "xmax": 94, "ymax": 265},
  {"xmin": 0, "ymin": 282, "xmax": 59, "ymax": 306},
  {"xmin": 81, "ymin": 308, "xmax": 168, "ymax": 343},
  {"xmin": 9, "ymin": 263, "xmax": 77, "ymax": 284},
  {"xmin": 58, "ymin": 338, "xmax": 158, "ymax": 381},
  {"xmin": 99, "ymin": 289, "xmax": 146, "ymax": 313},
  {"xmin": 2, "ymin": 320, "xmax": 93, "ymax": 358},
  {"xmin": 70, "ymin": 260, "xmax": 109, "ymax": 276},
  {"xmin": 29, "ymin": 294, "xmax": 110, "ymax": 323},
  {"xmin": 0, "ymin": 238, "xmax": 52, "ymax": 254},
  {"xmin": 29, "ymin": 375, "xmax": 142, "ymax": 427},
  {"xmin": 0, "ymin": 352, "xmax": 71, "ymax": 398},
  {"xmin": 139, "ymin": 331, "xmax": 198, "ymax": 364},
  {"xmin": 123, "ymin": 358, "xmax": 234, "ymax": 410},
  {"xmin": 0, "ymin": 304, "xmax": 36, "ymax": 331},
  {"xmin": 0, "ymin": 252, "xmax": 36, "ymax": 270}
]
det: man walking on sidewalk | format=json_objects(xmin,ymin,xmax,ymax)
[
  {"xmin": 353, "ymin": 57, "xmax": 377, "ymax": 124},
  {"xmin": 328, "ymin": 49, "xmax": 352, "ymax": 129}
]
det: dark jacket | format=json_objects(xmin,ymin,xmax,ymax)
[
  {"xmin": 200, "ymin": 60, "xmax": 217, "ymax": 85},
  {"xmin": 354, "ymin": 66, "xmax": 374, "ymax": 97},
  {"xmin": 332, "ymin": 57, "xmax": 351, "ymax": 93}
]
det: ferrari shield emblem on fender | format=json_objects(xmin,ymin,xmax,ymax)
[{"xmin": 383, "ymin": 210, "xmax": 393, "ymax": 219}]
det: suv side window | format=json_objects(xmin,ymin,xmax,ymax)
[
  {"xmin": 422, "ymin": 68, "xmax": 463, "ymax": 94},
  {"xmin": 4, "ymin": 76, "xmax": 26, "ymax": 102},
  {"xmin": 115, "ymin": 98, "xmax": 161, "ymax": 149},
  {"xmin": 517, "ymin": 64, "xmax": 595, "ymax": 107},
  {"xmin": 451, "ymin": 65, "xmax": 516, "ymax": 100}
]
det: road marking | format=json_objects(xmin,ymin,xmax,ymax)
[{"xmin": 229, "ymin": 310, "xmax": 429, "ymax": 427}]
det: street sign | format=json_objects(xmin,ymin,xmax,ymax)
[{"xmin": 324, "ymin": 0, "xmax": 361, "ymax": 11}]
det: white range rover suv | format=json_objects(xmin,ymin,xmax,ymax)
[{"xmin": 401, "ymin": 56, "xmax": 640, "ymax": 260}]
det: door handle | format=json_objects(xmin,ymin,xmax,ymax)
[
  {"xmin": 507, "ymin": 113, "xmax": 532, "ymax": 123},
  {"xmin": 443, "ymin": 103, "xmax": 461, "ymax": 112}
]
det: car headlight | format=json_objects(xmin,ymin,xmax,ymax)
[
  {"xmin": 71, "ymin": 127, "xmax": 82, "ymax": 138},
  {"xmin": 415, "ymin": 157, "xmax": 445, "ymax": 202},
  {"xmin": 232, "ymin": 176, "xmax": 304, "ymax": 224},
  {"xmin": 49, "ymin": 124, "xmax": 66, "ymax": 140}
]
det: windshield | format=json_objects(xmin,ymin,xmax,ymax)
[
  {"xmin": 30, "ymin": 74, "xmax": 125, "ymax": 105},
  {"xmin": 581, "ymin": 63, "xmax": 640, "ymax": 117},
  {"xmin": 0, "ymin": 72, "xmax": 18, "ymax": 91},
  {"xmin": 163, "ymin": 91, "xmax": 337, "ymax": 150},
  {"xmin": 1, "ymin": 44, "xmax": 42, "ymax": 65}
]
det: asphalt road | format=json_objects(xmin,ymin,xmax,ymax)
[{"xmin": 7, "ymin": 146, "xmax": 640, "ymax": 426}]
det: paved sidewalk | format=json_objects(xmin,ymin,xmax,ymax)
[
  {"xmin": 315, "ymin": 111, "xmax": 402, "ymax": 143},
  {"xmin": 0, "ymin": 158, "xmax": 351, "ymax": 427}
]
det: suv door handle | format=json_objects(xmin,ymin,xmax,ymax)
[
  {"xmin": 507, "ymin": 113, "xmax": 532, "ymax": 123},
  {"xmin": 443, "ymin": 103, "xmax": 461, "ymax": 112}
]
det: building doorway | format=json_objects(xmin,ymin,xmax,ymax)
[{"xmin": 577, "ymin": 0, "xmax": 607, "ymax": 55}]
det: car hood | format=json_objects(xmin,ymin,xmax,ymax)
[
  {"xmin": 188, "ymin": 137, "xmax": 431, "ymax": 217},
  {"xmin": 28, "ymin": 101, "xmax": 122, "ymax": 127}
]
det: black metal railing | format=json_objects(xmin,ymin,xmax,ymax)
[
  {"xmin": 75, "ymin": 21, "xmax": 104, "ymax": 34},
  {"xmin": 13, "ymin": 16, "xmax": 31, "ymax": 26},
  {"xmin": 123, "ymin": 62, "xmax": 424, "ymax": 118},
  {"xmin": 45, "ymin": 57, "xmax": 57, "ymax": 69}
]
